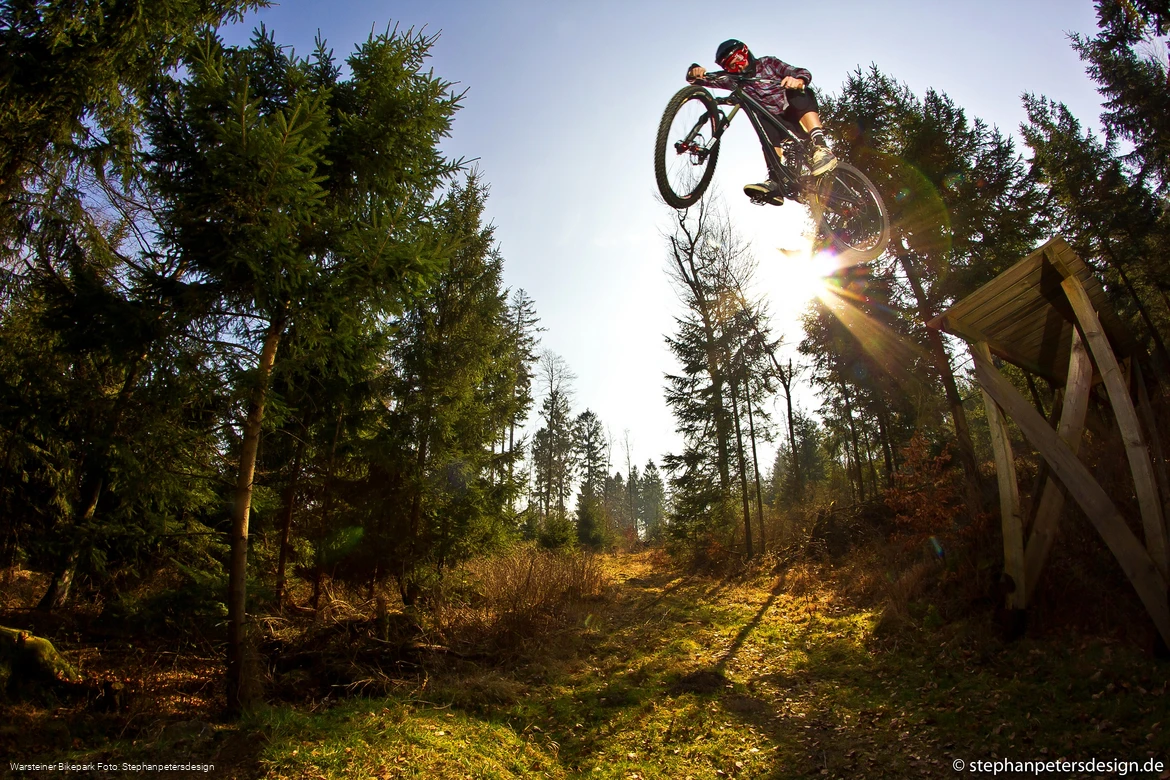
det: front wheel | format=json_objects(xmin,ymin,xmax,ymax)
[
  {"xmin": 654, "ymin": 86, "xmax": 721, "ymax": 209},
  {"xmin": 811, "ymin": 162, "xmax": 889, "ymax": 262}
]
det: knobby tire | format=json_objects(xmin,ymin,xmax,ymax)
[
  {"xmin": 813, "ymin": 161, "xmax": 889, "ymax": 263},
  {"xmin": 654, "ymin": 86, "xmax": 721, "ymax": 209}
]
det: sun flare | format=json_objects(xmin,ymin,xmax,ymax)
[{"xmin": 768, "ymin": 244, "xmax": 842, "ymax": 311}]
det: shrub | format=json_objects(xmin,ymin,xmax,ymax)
[
  {"xmin": 883, "ymin": 433, "xmax": 963, "ymax": 545},
  {"xmin": 429, "ymin": 545, "xmax": 606, "ymax": 651}
]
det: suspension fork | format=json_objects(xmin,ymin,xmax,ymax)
[{"xmin": 702, "ymin": 104, "xmax": 740, "ymax": 156}]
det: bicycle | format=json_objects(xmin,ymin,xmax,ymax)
[{"xmin": 654, "ymin": 77, "xmax": 890, "ymax": 262}]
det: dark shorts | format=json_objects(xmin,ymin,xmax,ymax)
[{"xmin": 761, "ymin": 87, "xmax": 819, "ymax": 145}]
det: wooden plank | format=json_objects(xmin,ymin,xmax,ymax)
[
  {"xmin": 973, "ymin": 350, "xmax": 1170, "ymax": 647},
  {"xmin": 943, "ymin": 252, "xmax": 1045, "ymax": 325},
  {"xmin": 1024, "ymin": 326, "xmax": 1092, "ymax": 602},
  {"xmin": 963, "ymin": 251, "xmax": 1073, "ymax": 335},
  {"xmin": 1047, "ymin": 242, "xmax": 1141, "ymax": 358},
  {"xmin": 1062, "ymin": 275, "xmax": 1170, "ymax": 581},
  {"xmin": 964, "ymin": 280, "xmax": 1049, "ymax": 338},
  {"xmin": 974, "ymin": 342, "xmax": 1026, "ymax": 609},
  {"xmin": 986, "ymin": 302, "xmax": 1060, "ymax": 348}
]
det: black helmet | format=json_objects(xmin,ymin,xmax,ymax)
[{"xmin": 715, "ymin": 39, "xmax": 751, "ymax": 67}]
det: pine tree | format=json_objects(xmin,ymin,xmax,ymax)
[
  {"xmin": 823, "ymin": 67, "xmax": 1043, "ymax": 514},
  {"xmin": 1021, "ymin": 95, "xmax": 1170, "ymax": 370},
  {"xmin": 663, "ymin": 203, "xmax": 770, "ymax": 557},
  {"xmin": 0, "ymin": 0, "xmax": 264, "ymax": 222},
  {"xmin": 531, "ymin": 351, "xmax": 577, "ymax": 528},
  {"xmin": 1071, "ymin": 0, "xmax": 1170, "ymax": 193},
  {"xmin": 573, "ymin": 409, "xmax": 609, "ymax": 548},
  {"xmin": 638, "ymin": 460, "xmax": 667, "ymax": 542},
  {"xmin": 146, "ymin": 26, "xmax": 462, "ymax": 713}
]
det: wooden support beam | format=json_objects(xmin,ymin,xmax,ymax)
[
  {"xmin": 1134, "ymin": 361, "xmax": 1170, "ymax": 555},
  {"xmin": 1061, "ymin": 275, "xmax": 1170, "ymax": 581},
  {"xmin": 973, "ymin": 350, "xmax": 1170, "ymax": 647},
  {"xmin": 1024, "ymin": 327, "xmax": 1092, "ymax": 603},
  {"xmin": 973, "ymin": 342, "xmax": 1026, "ymax": 609}
]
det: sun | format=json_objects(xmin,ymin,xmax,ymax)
[{"xmin": 766, "ymin": 243, "xmax": 841, "ymax": 312}]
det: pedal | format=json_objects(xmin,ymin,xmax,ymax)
[{"xmin": 746, "ymin": 191, "xmax": 784, "ymax": 206}]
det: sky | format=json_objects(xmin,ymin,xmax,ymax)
[{"xmin": 220, "ymin": 0, "xmax": 1108, "ymax": 475}]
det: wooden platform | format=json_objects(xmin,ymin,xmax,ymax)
[
  {"xmin": 929, "ymin": 237, "xmax": 1139, "ymax": 384},
  {"xmin": 930, "ymin": 237, "xmax": 1170, "ymax": 647}
]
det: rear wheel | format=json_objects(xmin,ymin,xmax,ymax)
[
  {"xmin": 654, "ymin": 86, "xmax": 721, "ymax": 209},
  {"xmin": 812, "ymin": 162, "xmax": 889, "ymax": 262}
]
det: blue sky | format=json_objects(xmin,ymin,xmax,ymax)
[{"xmin": 221, "ymin": 0, "xmax": 1106, "ymax": 473}]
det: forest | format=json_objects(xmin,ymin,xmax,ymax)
[{"xmin": 1, "ymin": 0, "xmax": 1169, "ymax": 777}]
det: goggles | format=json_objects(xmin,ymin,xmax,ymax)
[{"xmin": 719, "ymin": 45, "xmax": 750, "ymax": 73}]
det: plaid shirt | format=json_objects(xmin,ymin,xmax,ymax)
[{"xmin": 687, "ymin": 56, "xmax": 813, "ymax": 116}]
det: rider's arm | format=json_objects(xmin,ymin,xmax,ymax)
[
  {"xmin": 686, "ymin": 63, "xmax": 735, "ymax": 89},
  {"xmin": 755, "ymin": 56, "xmax": 812, "ymax": 88}
]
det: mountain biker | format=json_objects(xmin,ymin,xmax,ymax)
[{"xmin": 686, "ymin": 39, "xmax": 838, "ymax": 202}]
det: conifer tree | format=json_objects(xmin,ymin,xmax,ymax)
[
  {"xmin": 531, "ymin": 351, "xmax": 577, "ymax": 526},
  {"xmin": 573, "ymin": 409, "xmax": 608, "ymax": 547},
  {"xmin": 1021, "ymin": 95, "xmax": 1170, "ymax": 370},
  {"xmin": 1071, "ymin": 0, "xmax": 1170, "ymax": 193},
  {"xmin": 824, "ymin": 68, "xmax": 1042, "ymax": 513},
  {"xmin": 0, "ymin": 0, "xmax": 264, "ymax": 219},
  {"xmin": 146, "ymin": 26, "xmax": 462, "ymax": 713},
  {"xmin": 638, "ymin": 460, "xmax": 667, "ymax": 542}
]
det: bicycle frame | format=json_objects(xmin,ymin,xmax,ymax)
[{"xmin": 709, "ymin": 82, "xmax": 811, "ymax": 196}]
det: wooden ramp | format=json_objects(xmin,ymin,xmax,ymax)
[{"xmin": 930, "ymin": 237, "xmax": 1170, "ymax": 647}]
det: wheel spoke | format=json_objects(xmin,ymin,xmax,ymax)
[
  {"xmin": 813, "ymin": 164, "xmax": 889, "ymax": 259},
  {"xmin": 656, "ymin": 89, "xmax": 720, "ymax": 208}
]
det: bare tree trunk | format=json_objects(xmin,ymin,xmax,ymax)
[
  {"xmin": 839, "ymin": 379, "xmax": 865, "ymax": 503},
  {"xmin": 624, "ymin": 430, "xmax": 636, "ymax": 539},
  {"xmin": 226, "ymin": 320, "xmax": 282, "ymax": 716},
  {"xmin": 745, "ymin": 377, "xmax": 766, "ymax": 554},
  {"xmin": 876, "ymin": 405, "xmax": 895, "ymax": 489},
  {"xmin": 274, "ymin": 434, "xmax": 307, "ymax": 613},
  {"xmin": 729, "ymin": 376, "xmax": 753, "ymax": 559},
  {"xmin": 861, "ymin": 421, "xmax": 879, "ymax": 498},
  {"xmin": 896, "ymin": 244, "xmax": 983, "ymax": 514},
  {"xmin": 769, "ymin": 355, "xmax": 802, "ymax": 501},
  {"xmin": 313, "ymin": 412, "xmax": 343, "ymax": 610}
]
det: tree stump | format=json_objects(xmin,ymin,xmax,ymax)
[{"xmin": 0, "ymin": 625, "xmax": 82, "ymax": 699}]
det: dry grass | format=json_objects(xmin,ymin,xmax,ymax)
[
  {"xmin": 430, "ymin": 546, "xmax": 607, "ymax": 652},
  {"xmin": 0, "ymin": 566, "xmax": 49, "ymax": 610}
]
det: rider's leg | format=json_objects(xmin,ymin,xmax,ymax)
[
  {"xmin": 786, "ymin": 90, "xmax": 837, "ymax": 175},
  {"xmin": 798, "ymin": 112, "xmax": 836, "ymax": 176},
  {"xmin": 799, "ymin": 112, "xmax": 823, "ymax": 135},
  {"xmin": 744, "ymin": 120, "xmax": 788, "ymax": 201}
]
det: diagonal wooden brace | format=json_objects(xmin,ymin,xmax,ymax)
[
  {"xmin": 1023, "ymin": 326, "xmax": 1092, "ymax": 603},
  {"xmin": 1061, "ymin": 274, "xmax": 1170, "ymax": 582},
  {"xmin": 972, "ymin": 350, "xmax": 1170, "ymax": 647}
]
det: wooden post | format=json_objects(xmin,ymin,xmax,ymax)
[
  {"xmin": 1061, "ymin": 275, "xmax": 1170, "ymax": 581},
  {"xmin": 1133, "ymin": 361, "xmax": 1170, "ymax": 553},
  {"xmin": 972, "ymin": 349, "xmax": 1170, "ymax": 647},
  {"xmin": 1023, "ymin": 326, "xmax": 1092, "ymax": 602},
  {"xmin": 973, "ymin": 342, "xmax": 1026, "ymax": 609}
]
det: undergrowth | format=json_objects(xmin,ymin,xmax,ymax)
[{"xmin": 5, "ymin": 543, "xmax": 1169, "ymax": 779}]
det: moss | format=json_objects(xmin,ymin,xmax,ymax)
[{"xmin": 0, "ymin": 626, "xmax": 81, "ymax": 699}]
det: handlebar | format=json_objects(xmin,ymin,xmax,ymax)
[{"xmin": 690, "ymin": 70, "xmax": 805, "ymax": 91}]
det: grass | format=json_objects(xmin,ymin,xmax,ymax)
[
  {"xmin": 7, "ymin": 549, "xmax": 1170, "ymax": 778},
  {"xmin": 242, "ymin": 552, "xmax": 1170, "ymax": 779}
]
